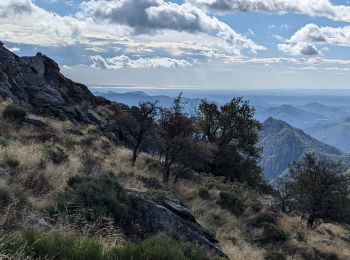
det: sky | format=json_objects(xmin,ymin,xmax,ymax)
[{"xmin": 1, "ymin": 0, "xmax": 350, "ymax": 89}]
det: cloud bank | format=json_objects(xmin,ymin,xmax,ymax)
[
  {"xmin": 278, "ymin": 24, "xmax": 350, "ymax": 55},
  {"xmin": 91, "ymin": 55, "xmax": 192, "ymax": 69},
  {"xmin": 78, "ymin": 0, "xmax": 265, "ymax": 54},
  {"xmin": 188, "ymin": 0, "xmax": 350, "ymax": 22}
]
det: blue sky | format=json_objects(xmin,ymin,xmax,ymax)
[{"xmin": 1, "ymin": 0, "xmax": 350, "ymax": 89}]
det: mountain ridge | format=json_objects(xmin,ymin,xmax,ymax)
[{"xmin": 258, "ymin": 117, "xmax": 345, "ymax": 179}]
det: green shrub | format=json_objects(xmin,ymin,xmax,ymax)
[
  {"xmin": 217, "ymin": 191, "xmax": 245, "ymax": 216},
  {"xmin": 0, "ymin": 183, "xmax": 12, "ymax": 209},
  {"xmin": 17, "ymin": 228, "xmax": 102, "ymax": 260},
  {"xmin": 250, "ymin": 201, "xmax": 263, "ymax": 212},
  {"xmin": 139, "ymin": 176, "xmax": 161, "ymax": 189},
  {"xmin": 0, "ymin": 231, "xmax": 26, "ymax": 258},
  {"xmin": 54, "ymin": 174, "xmax": 132, "ymax": 228},
  {"xmin": 261, "ymin": 223, "xmax": 288, "ymax": 243},
  {"xmin": 0, "ymin": 229, "xmax": 219, "ymax": 260},
  {"xmin": 4, "ymin": 156, "xmax": 20, "ymax": 169},
  {"xmin": 144, "ymin": 157, "xmax": 161, "ymax": 171},
  {"xmin": 47, "ymin": 146, "xmax": 68, "ymax": 164},
  {"xmin": 264, "ymin": 250, "xmax": 286, "ymax": 260},
  {"xmin": 81, "ymin": 151, "xmax": 100, "ymax": 175},
  {"xmin": 145, "ymin": 189, "xmax": 169, "ymax": 201},
  {"xmin": 24, "ymin": 172, "xmax": 51, "ymax": 196},
  {"xmin": 253, "ymin": 212, "xmax": 277, "ymax": 227},
  {"xmin": 313, "ymin": 248, "xmax": 339, "ymax": 260},
  {"xmin": 296, "ymin": 231, "xmax": 306, "ymax": 242},
  {"xmin": 81, "ymin": 136, "xmax": 95, "ymax": 147},
  {"xmin": 198, "ymin": 187, "xmax": 210, "ymax": 200},
  {"xmin": 0, "ymin": 136, "xmax": 9, "ymax": 147},
  {"xmin": 2, "ymin": 105, "xmax": 26, "ymax": 123},
  {"xmin": 107, "ymin": 232, "xmax": 218, "ymax": 260}
]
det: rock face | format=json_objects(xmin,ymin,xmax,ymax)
[
  {"xmin": 128, "ymin": 189, "xmax": 227, "ymax": 258},
  {"xmin": 0, "ymin": 45, "xmax": 103, "ymax": 124}
]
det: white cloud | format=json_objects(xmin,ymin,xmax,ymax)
[
  {"xmin": 288, "ymin": 24, "xmax": 350, "ymax": 47},
  {"xmin": 78, "ymin": 0, "xmax": 265, "ymax": 54},
  {"xmin": 7, "ymin": 46, "xmax": 21, "ymax": 53},
  {"xmin": 0, "ymin": 0, "xmax": 85, "ymax": 46},
  {"xmin": 278, "ymin": 42, "xmax": 321, "ymax": 56},
  {"xmin": 0, "ymin": 0, "xmax": 34, "ymax": 18},
  {"xmin": 188, "ymin": 0, "xmax": 350, "ymax": 22},
  {"xmin": 91, "ymin": 55, "xmax": 192, "ymax": 69},
  {"xmin": 278, "ymin": 24, "xmax": 350, "ymax": 55}
]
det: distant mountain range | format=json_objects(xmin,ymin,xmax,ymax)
[
  {"xmin": 258, "ymin": 118, "xmax": 350, "ymax": 179},
  {"xmin": 93, "ymin": 91, "xmax": 200, "ymax": 114}
]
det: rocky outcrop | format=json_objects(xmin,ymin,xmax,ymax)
[
  {"xmin": 0, "ymin": 44, "xmax": 105, "ymax": 124},
  {"xmin": 128, "ymin": 189, "xmax": 228, "ymax": 258}
]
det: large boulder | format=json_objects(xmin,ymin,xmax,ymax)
[
  {"xmin": 0, "ymin": 45, "xmax": 100, "ymax": 124},
  {"xmin": 128, "ymin": 189, "xmax": 228, "ymax": 258}
]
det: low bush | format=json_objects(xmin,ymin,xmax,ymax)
[
  {"xmin": 53, "ymin": 174, "xmax": 133, "ymax": 229},
  {"xmin": 250, "ymin": 201, "xmax": 263, "ymax": 212},
  {"xmin": 217, "ymin": 191, "xmax": 245, "ymax": 216},
  {"xmin": 296, "ymin": 231, "xmax": 306, "ymax": 242},
  {"xmin": 139, "ymin": 176, "xmax": 161, "ymax": 189},
  {"xmin": 4, "ymin": 156, "xmax": 20, "ymax": 169},
  {"xmin": 0, "ymin": 183, "xmax": 12, "ymax": 209},
  {"xmin": 81, "ymin": 151, "xmax": 100, "ymax": 175},
  {"xmin": 0, "ymin": 136, "xmax": 9, "ymax": 147},
  {"xmin": 253, "ymin": 212, "xmax": 277, "ymax": 227},
  {"xmin": 0, "ymin": 229, "xmax": 218, "ymax": 260},
  {"xmin": 145, "ymin": 189, "xmax": 169, "ymax": 201},
  {"xmin": 261, "ymin": 223, "xmax": 288, "ymax": 243},
  {"xmin": 144, "ymin": 157, "xmax": 162, "ymax": 171},
  {"xmin": 107, "ymin": 232, "xmax": 220, "ymax": 260},
  {"xmin": 47, "ymin": 146, "xmax": 68, "ymax": 164},
  {"xmin": 198, "ymin": 187, "xmax": 210, "ymax": 200},
  {"xmin": 264, "ymin": 250, "xmax": 286, "ymax": 260},
  {"xmin": 313, "ymin": 248, "xmax": 339, "ymax": 260},
  {"xmin": 24, "ymin": 172, "xmax": 51, "ymax": 196},
  {"xmin": 2, "ymin": 105, "xmax": 26, "ymax": 123}
]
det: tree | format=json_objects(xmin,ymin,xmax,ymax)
[
  {"xmin": 274, "ymin": 175, "xmax": 292, "ymax": 213},
  {"xmin": 197, "ymin": 98, "xmax": 262, "ymax": 186},
  {"xmin": 287, "ymin": 153, "xmax": 350, "ymax": 228},
  {"xmin": 157, "ymin": 95, "xmax": 196, "ymax": 183},
  {"xmin": 123, "ymin": 102, "xmax": 157, "ymax": 165}
]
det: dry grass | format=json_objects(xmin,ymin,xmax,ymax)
[{"xmin": 1, "ymin": 111, "xmax": 350, "ymax": 260}]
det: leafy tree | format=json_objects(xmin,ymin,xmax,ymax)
[
  {"xmin": 122, "ymin": 102, "xmax": 157, "ymax": 165},
  {"xmin": 287, "ymin": 153, "xmax": 350, "ymax": 228},
  {"xmin": 157, "ymin": 95, "xmax": 212, "ymax": 183},
  {"xmin": 197, "ymin": 98, "xmax": 262, "ymax": 186}
]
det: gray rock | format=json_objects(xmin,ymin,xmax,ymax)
[
  {"xmin": 0, "ymin": 45, "xmax": 99, "ymax": 124},
  {"xmin": 128, "ymin": 190, "xmax": 228, "ymax": 258},
  {"xmin": 25, "ymin": 114, "xmax": 47, "ymax": 128}
]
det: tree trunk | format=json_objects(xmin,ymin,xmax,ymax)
[
  {"xmin": 307, "ymin": 214, "xmax": 316, "ymax": 229},
  {"xmin": 131, "ymin": 145, "xmax": 138, "ymax": 166},
  {"xmin": 163, "ymin": 156, "xmax": 170, "ymax": 183}
]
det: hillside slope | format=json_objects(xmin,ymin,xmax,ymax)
[{"xmin": 1, "ymin": 45, "xmax": 350, "ymax": 259}]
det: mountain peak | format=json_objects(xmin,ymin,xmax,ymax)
[{"xmin": 259, "ymin": 118, "xmax": 342, "ymax": 179}]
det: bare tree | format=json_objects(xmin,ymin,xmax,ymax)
[
  {"xmin": 123, "ymin": 102, "xmax": 157, "ymax": 165},
  {"xmin": 157, "ymin": 95, "xmax": 194, "ymax": 183}
]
